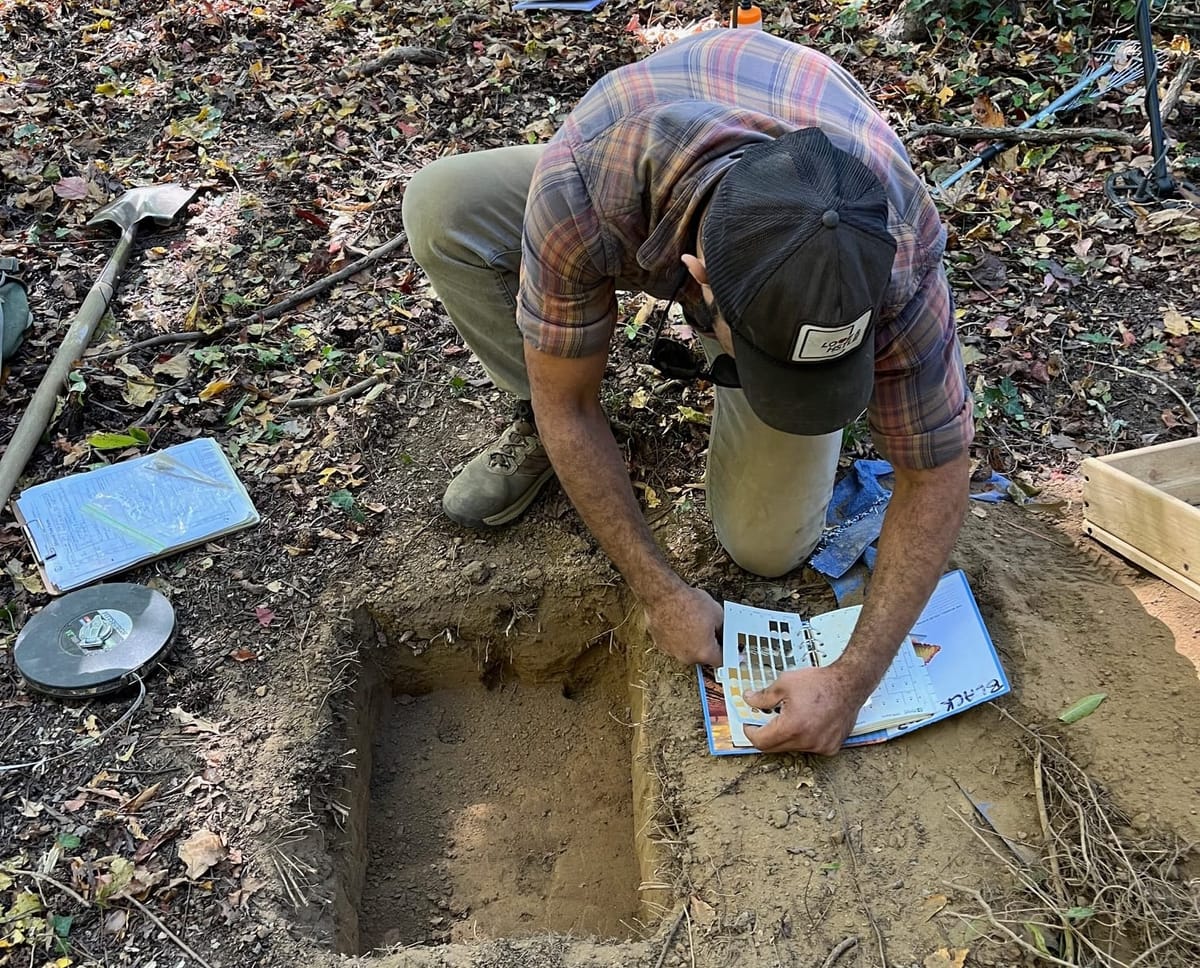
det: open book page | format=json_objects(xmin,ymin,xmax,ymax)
[
  {"xmin": 809, "ymin": 606, "xmax": 937, "ymax": 735},
  {"xmin": 698, "ymin": 570, "xmax": 1009, "ymax": 755},
  {"xmin": 15, "ymin": 438, "xmax": 259, "ymax": 593},
  {"xmin": 843, "ymin": 570, "xmax": 1010, "ymax": 746}
]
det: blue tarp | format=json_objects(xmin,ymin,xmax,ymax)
[{"xmin": 811, "ymin": 459, "xmax": 1012, "ymax": 603}]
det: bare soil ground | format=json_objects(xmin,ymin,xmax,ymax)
[
  {"xmin": 273, "ymin": 478, "xmax": 1198, "ymax": 968},
  {"xmin": 2, "ymin": 1, "xmax": 1200, "ymax": 967}
]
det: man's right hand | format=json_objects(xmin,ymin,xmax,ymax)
[{"xmin": 645, "ymin": 585, "xmax": 723, "ymax": 667}]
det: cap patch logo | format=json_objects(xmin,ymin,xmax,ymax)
[{"xmin": 790, "ymin": 310, "xmax": 871, "ymax": 363}]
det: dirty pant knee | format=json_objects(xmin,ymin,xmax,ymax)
[
  {"xmin": 702, "ymin": 334, "xmax": 842, "ymax": 578},
  {"xmin": 707, "ymin": 435, "xmax": 840, "ymax": 578},
  {"xmin": 714, "ymin": 509, "xmax": 827, "ymax": 579}
]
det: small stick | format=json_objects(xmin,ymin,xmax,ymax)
[
  {"xmin": 685, "ymin": 906, "xmax": 696, "ymax": 968},
  {"xmin": 1000, "ymin": 518, "xmax": 1070, "ymax": 547},
  {"xmin": 280, "ymin": 375, "xmax": 384, "ymax": 410},
  {"xmin": 1087, "ymin": 359, "xmax": 1198, "ymax": 432},
  {"xmin": 1034, "ymin": 745, "xmax": 1076, "ymax": 963},
  {"xmin": 87, "ymin": 232, "xmax": 407, "ymax": 360},
  {"xmin": 254, "ymin": 231, "xmax": 408, "ymax": 324},
  {"xmin": 5, "ymin": 866, "xmax": 213, "ymax": 968},
  {"xmin": 820, "ymin": 936, "xmax": 859, "ymax": 968},
  {"xmin": 3, "ymin": 869, "xmax": 91, "ymax": 907},
  {"xmin": 0, "ymin": 676, "xmax": 146, "ymax": 774},
  {"xmin": 1160, "ymin": 56, "xmax": 1196, "ymax": 123},
  {"xmin": 127, "ymin": 895, "xmax": 215, "ymax": 968},
  {"xmin": 654, "ymin": 906, "xmax": 688, "ymax": 968},
  {"xmin": 823, "ymin": 769, "xmax": 889, "ymax": 968},
  {"xmin": 943, "ymin": 883, "xmax": 1080, "ymax": 968},
  {"xmin": 963, "ymin": 269, "xmax": 1005, "ymax": 304},
  {"xmin": 905, "ymin": 122, "xmax": 1140, "ymax": 146},
  {"xmin": 336, "ymin": 46, "xmax": 445, "ymax": 80},
  {"xmin": 88, "ymin": 330, "xmax": 205, "ymax": 360}
]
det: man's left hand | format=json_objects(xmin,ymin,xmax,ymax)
[{"xmin": 742, "ymin": 665, "xmax": 869, "ymax": 755}]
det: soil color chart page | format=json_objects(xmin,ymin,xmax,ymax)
[{"xmin": 700, "ymin": 570, "xmax": 1010, "ymax": 755}]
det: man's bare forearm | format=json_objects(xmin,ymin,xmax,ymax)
[
  {"xmin": 833, "ymin": 455, "xmax": 971, "ymax": 698},
  {"xmin": 525, "ymin": 344, "xmax": 721, "ymax": 666},
  {"xmin": 536, "ymin": 399, "xmax": 686, "ymax": 604}
]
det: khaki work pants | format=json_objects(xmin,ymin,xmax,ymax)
[{"xmin": 401, "ymin": 145, "xmax": 841, "ymax": 578}]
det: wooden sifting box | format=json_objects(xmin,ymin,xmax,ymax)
[{"xmin": 1082, "ymin": 437, "xmax": 1200, "ymax": 603}]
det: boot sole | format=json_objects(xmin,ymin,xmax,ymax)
[{"xmin": 444, "ymin": 467, "xmax": 557, "ymax": 530}]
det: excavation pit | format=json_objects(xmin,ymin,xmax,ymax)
[{"xmin": 334, "ymin": 598, "xmax": 663, "ymax": 956}]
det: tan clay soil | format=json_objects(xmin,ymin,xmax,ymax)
[
  {"xmin": 359, "ymin": 649, "xmax": 642, "ymax": 949},
  {"xmin": 231, "ymin": 482, "xmax": 1200, "ymax": 968}
]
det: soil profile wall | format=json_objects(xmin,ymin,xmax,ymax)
[{"xmin": 331, "ymin": 586, "xmax": 670, "ymax": 954}]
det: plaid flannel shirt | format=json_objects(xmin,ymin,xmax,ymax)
[{"xmin": 517, "ymin": 29, "xmax": 972, "ymax": 469}]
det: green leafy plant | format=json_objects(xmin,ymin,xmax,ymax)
[
  {"xmin": 87, "ymin": 428, "xmax": 150, "ymax": 451},
  {"xmin": 330, "ymin": 488, "xmax": 365, "ymax": 523},
  {"xmin": 974, "ymin": 375, "xmax": 1028, "ymax": 426}
]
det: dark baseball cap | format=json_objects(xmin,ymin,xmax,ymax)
[{"xmin": 701, "ymin": 128, "xmax": 897, "ymax": 435}]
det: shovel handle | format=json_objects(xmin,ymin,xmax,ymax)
[{"xmin": 0, "ymin": 225, "xmax": 138, "ymax": 515}]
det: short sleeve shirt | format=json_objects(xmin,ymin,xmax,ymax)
[{"xmin": 517, "ymin": 30, "xmax": 972, "ymax": 469}]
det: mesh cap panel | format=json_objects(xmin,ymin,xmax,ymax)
[
  {"xmin": 696, "ymin": 127, "xmax": 898, "ymax": 436},
  {"xmin": 702, "ymin": 128, "xmax": 892, "ymax": 337}
]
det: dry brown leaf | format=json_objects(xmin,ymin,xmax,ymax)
[
  {"xmin": 122, "ymin": 782, "xmax": 161, "ymax": 814},
  {"xmin": 689, "ymin": 895, "xmax": 717, "ymax": 925},
  {"xmin": 1142, "ymin": 207, "xmax": 1200, "ymax": 241},
  {"xmin": 53, "ymin": 176, "xmax": 90, "ymax": 200},
  {"xmin": 168, "ymin": 705, "xmax": 223, "ymax": 735},
  {"xmin": 923, "ymin": 947, "xmax": 969, "ymax": 968},
  {"xmin": 199, "ymin": 378, "xmax": 234, "ymax": 401},
  {"xmin": 971, "ymin": 95, "xmax": 1005, "ymax": 128},
  {"xmin": 178, "ymin": 828, "xmax": 227, "ymax": 879},
  {"xmin": 919, "ymin": 893, "xmax": 948, "ymax": 921},
  {"xmin": 152, "ymin": 352, "xmax": 191, "ymax": 379},
  {"xmin": 1162, "ymin": 305, "xmax": 1197, "ymax": 336},
  {"xmin": 122, "ymin": 377, "xmax": 158, "ymax": 408}
]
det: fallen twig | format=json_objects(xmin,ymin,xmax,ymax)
[
  {"xmin": 963, "ymin": 708, "xmax": 1200, "ymax": 966},
  {"xmin": 127, "ymin": 895, "xmax": 215, "ymax": 968},
  {"xmin": 943, "ymin": 882, "xmax": 1080, "ymax": 968},
  {"xmin": 1087, "ymin": 359, "xmax": 1198, "ymax": 432},
  {"xmin": 3, "ymin": 869, "xmax": 90, "ymax": 907},
  {"xmin": 653, "ymin": 906, "xmax": 688, "ymax": 968},
  {"xmin": 281, "ymin": 374, "xmax": 385, "ymax": 410},
  {"xmin": 336, "ymin": 46, "xmax": 445, "ymax": 80},
  {"xmin": 88, "ymin": 329, "xmax": 205, "ymax": 360},
  {"xmin": 823, "ymin": 769, "xmax": 889, "ymax": 968},
  {"xmin": 86, "ymin": 232, "xmax": 408, "ymax": 360},
  {"xmin": 905, "ymin": 122, "xmax": 1140, "ymax": 147},
  {"xmin": 1034, "ymin": 745, "xmax": 1076, "ymax": 963},
  {"xmin": 254, "ymin": 231, "xmax": 408, "ymax": 324},
  {"xmin": 1000, "ymin": 518, "xmax": 1072, "ymax": 548},
  {"xmin": 0, "ymin": 676, "xmax": 146, "ymax": 775},
  {"xmin": 133, "ymin": 384, "xmax": 179, "ymax": 428},
  {"xmin": 820, "ymin": 935, "xmax": 859, "ymax": 968},
  {"xmin": 2, "ymin": 865, "xmax": 213, "ymax": 968},
  {"xmin": 1160, "ymin": 56, "xmax": 1196, "ymax": 123}
]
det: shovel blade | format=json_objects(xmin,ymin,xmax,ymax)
[{"xmin": 87, "ymin": 184, "xmax": 196, "ymax": 232}]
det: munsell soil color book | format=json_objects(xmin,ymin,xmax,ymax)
[{"xmin": 699, "ymin": 569, "xmax": 1009, "ymax": 755}]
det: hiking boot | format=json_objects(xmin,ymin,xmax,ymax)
[{"xmin": 442, "ymin": 402, "xmax": 555, "ymax": 529}]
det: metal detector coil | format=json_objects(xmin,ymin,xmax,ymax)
[{"xmin": 14, "ymin": 583, "xmax": 175, "ymax": 698}]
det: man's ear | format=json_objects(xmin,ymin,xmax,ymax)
[{"xmin": 681, "ymin": 253, "xmax": 709, "ymax": 288}]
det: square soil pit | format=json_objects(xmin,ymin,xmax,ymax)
[{"xmin": 333, "ymin": 637, "xmax": 652, "ymax": 954}]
